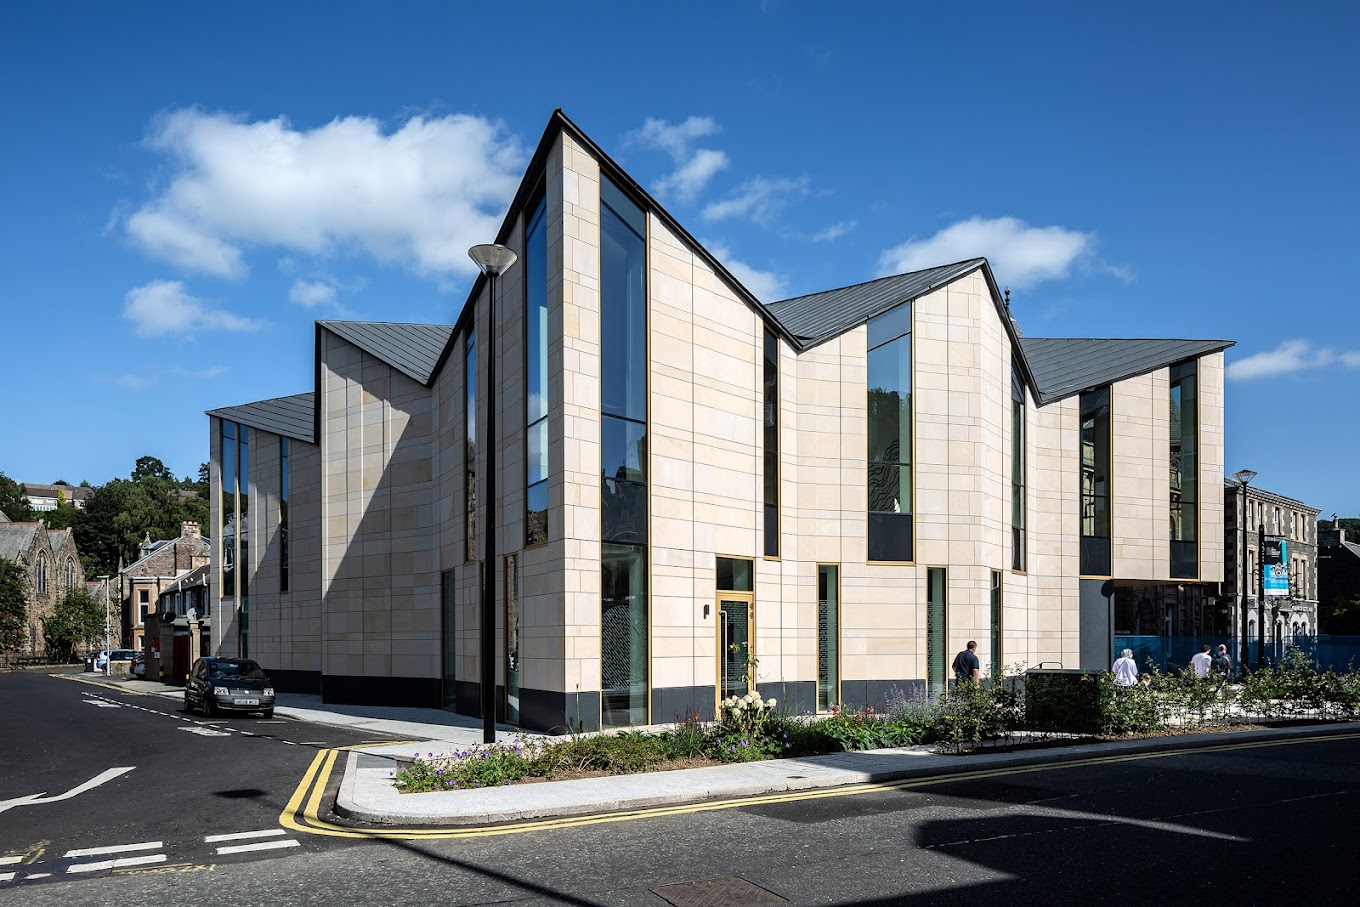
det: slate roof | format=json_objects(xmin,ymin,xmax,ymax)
[
  {"xmin": 1020, "ymin": 337, "xmax": 1234, "ymax": 405},
  {"xmin": 208, "ymin": 393, "xmax": 315, "ymax": 444},
  {"xmin": 0, "ymin": 509, "xmax": 8, "ymax": 523},
  {"xmin": 767, "ymin": 259, "xmax": 990, "ymax": 349},
  {"xmin": 318, "ymin": 321, "xmax": 452, "ymax": 385},
  {"xmin": 0, "ymin": 523, "xmax": 40, "ymax": 561}
]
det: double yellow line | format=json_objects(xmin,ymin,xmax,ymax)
[{"xmin": 279, "ymin": 729, "xmax": 1360, "ymax": 841}]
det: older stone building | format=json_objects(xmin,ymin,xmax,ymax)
[
  {"xmin": 207, "ymin": 110, "xmax": 1231, "ymax": 732},
  {"xmin": 116, "ymin": 522, "xmax": 211, "ymax": 651},
  {"xmin": 0, "ymin": 516, "xmax": 87, "ymax": 656},
  {"xmin": 1222, "ymin": 480, "xmax": 1320, "ymax": 657}
]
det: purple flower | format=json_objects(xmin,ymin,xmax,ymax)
[
  {"xmin": 445, "ymin": 780, "xmax": 453, "ymax": 787},
  {"xmin": 729, "ymin": 744, "xmax": 736, "ymax": 752},
  {"xmin": 435, "ymin": 769, "xmax": 443, "ymax": 776},
  {"xmin": 741, "ymin": 739, "xmax": 749, "ymax": 746}
]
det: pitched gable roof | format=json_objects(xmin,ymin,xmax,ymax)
[
  {"xmin": 0, "ymin": 523, "xmax": 41, "ymax": 562},
  {"xmin": 766, "ymin": 259, "xmax": 990, "ymax": 348},
  {"xmin": 208, "ymin": 392, "xmax": 315, "ymax": 444},
  {"xmin": 1020, "ymin": 337, "xmax": 1234, "ymax": 405},
  {"xmin": 318, "ymin": 321, "xmax": 454, "ymax": 386},
  {"xmin": 0, "ymin": 509, "xmax": 8, "ymax": 523}
]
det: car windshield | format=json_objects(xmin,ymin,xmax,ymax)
[{"xmin": 206, "ymin": 660, "xmax": 266, "ymax": 680}]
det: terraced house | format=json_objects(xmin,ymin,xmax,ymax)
[{"xmin": 206, "ymin": 110, "xmax": 1231, "ymax": 733}]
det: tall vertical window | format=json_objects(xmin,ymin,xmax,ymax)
[
  {"xmin": 1169, "ymin": 360, "xmax": 1198, "ymax": 578},
  {"xmin": 221, "ymin": 420, "xmax": 237, "ymax": 597},
  {"xmin": 866, "ymin": 302, "xmax": 913, "ymax": 562},
  {"xmin": 926, "ymin": 567, "xmax": 946, "ymax": 694},
  {"xmin": 35, "ymin": 552, "xmax": 48, "ymax": 595},
  {"xmin": 1011, "ymin": 367, "xmax": 1026, "ymax": 571},
  {"xmin": 817, "ymin": 565, "xmax": 839, "ymax": 711},
  {"xmin": 990, "ymin": 570, "xmax": 1003, "ymax": 676},
  {"xmin": 238, "ymin": 426, "xmax": 249, "ymax": 600},
  {"xmin": 1079, "ymin": 387, "xmax": 1111, "ymax": 576},
  {"xmin": 763, "ymin": 328, "xmax": 779, "ymax": 558},
  {"xmin": 505, "ymin": 554, "xmax": 520, "ymax": 724},
  {"xmin": 465, "ymin": 329, "xmax": 477, "ymax": 562},
  {"xmin": 65, "ymin": 557, "xmax": 75, "ymax": 591},
  {"xmin": 599, "ymin": 176, "xmax": 649, "ymax": 728},
  {"xmin": 279, "ymin": 437, "xmax": 290, "ymax": 593},
  {"xmin": 525, "ymin": 193, "xmax": 549, "ymax": 546}
]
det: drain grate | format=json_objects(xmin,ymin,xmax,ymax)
[{"xmin": 652, "ymin": 876, "xmax": 788, "ymax": 907}]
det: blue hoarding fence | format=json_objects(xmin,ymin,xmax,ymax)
[{"xmin": 1114, "ymin": 635, "xmax": 1360, "ymax": 675}]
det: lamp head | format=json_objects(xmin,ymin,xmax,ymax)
[
  {"xmin": 1232, "ymin": 469, "xmax": 1257, "ymax": 486},
  {"xmin": 468, "ymin": 243, "xmax": 518, "ymax": 278}
]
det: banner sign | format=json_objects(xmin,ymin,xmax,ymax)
[{"xmin": 1263, "ymin": 539, "xmax": 1289, "ymax": 598}]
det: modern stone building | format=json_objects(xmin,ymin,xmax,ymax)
[
  {"xmin": 1222, "ymin": 480, "xmax": 1320, "ymax": 651},
  {"xmin": 206, "ymin": 110, "xmax": 1231, "ymax": 732}
]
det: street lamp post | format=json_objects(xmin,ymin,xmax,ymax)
[
  {"xmin": 1257, "ymin": 521, "xmax": 1266, "ymax": 669},
  {"xmin": 468, "ymin": 243, "xmax": 518, "ymax": 745},
  {"xmin": 1232, "ymin": 469, "xmax": 1256, "ymax": 674},
  {"xmin": 97, "ymin": 574, "xmax": 111, "ymax": 675}
]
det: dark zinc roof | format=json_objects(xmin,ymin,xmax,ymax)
[
  {"xmin": 318, "ymin": 321, "xmax": 453, "ymax": 385},
  {"xmin": 208, "ymin": 392, "xmax": 315, "ymax": 444},
  {"xmin": 767, "ymin": 259, "xmax": 988, "ymax": 348},
  {"xmin": 1020, "ymin": 337, "xmax": 1234, "ymax": 405}
]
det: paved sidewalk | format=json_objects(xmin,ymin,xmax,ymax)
[
  {"xmin": 336, "ymin": 721, "xmax": 1357, "ymax": 827},
  {"xmin": 70, "ymin": 672, "xmax": 1357, "ymax": 829}
]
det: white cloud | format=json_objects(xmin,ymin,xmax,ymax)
[
  {"xmin": 811, "ymin": 221, "xmax": 855, "ymax": 243},
  {"xmin": 115, "ymin": 373, "xmax": 157, "ymax": 391},
  {"xmin": 878, "ymin": 216, "xmax": 1092, "ymax": 289},
  {"xmin": 628, "ymin": 116, "xmax": 729, "ymax": 201},
  {"xmin": 123, "ymin": 280, "xmax": 262, "ymax": 337},
  {"xmin": 1227, "ymin": 340, "xmax": 1360, "ymax": 381},
  {"xmin": 708, "ymin": 243, "xmax": 789, "ymax": 303},
  {"xmin": 123, "ymin": 109, "xmax": 526, "ymax": 278},
  {"xmin": 112, "ymin": 364, "xmax": 226, "ymax": 392},
  {"xmin": 702, "ymin": 176, "xmax": 809, "ymax": 225},
  {"xmin": 289, "ymin": 279, "xmax": 337, "ymax": 307}
]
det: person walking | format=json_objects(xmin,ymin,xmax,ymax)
[
  {"xmin": 1189, "ymin": 644, "xmax": 1212, "ymax": 679},
  {"xmin": 1212, "ymin": 644, "xmax": 1233, "ymax": 689},
  {"xmin": 951, "ymin": 640, "xmax": 981, "ymax": 685},
  {"xmin": 1112, "ymin": 648, "xmax": 1139, "ymax": 687}
]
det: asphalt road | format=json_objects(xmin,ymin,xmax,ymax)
[
  {"xmin": 5, "ymin": 668, "xmax": 1360, "ymax": 905},
  {"xmin": 0, "ymin": 668, "xmax": 396, "ymax": 894}
]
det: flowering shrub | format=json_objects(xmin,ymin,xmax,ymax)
[
  {"xmin": 394, "ymin": 738, "xmax": 544, "ymax": 792},
  {"xmin": 711, "ymin": 690, "xmax": 781, "ymax": 762}
]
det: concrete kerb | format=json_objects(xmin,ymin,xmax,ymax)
[{"xmin": 333, "ymin": 721, "xmax": 1359, "ymax": 827}]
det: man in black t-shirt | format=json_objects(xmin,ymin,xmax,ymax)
[{"xmin": 952, "ymin": 640, "xmax": 981, "ymax": 684}]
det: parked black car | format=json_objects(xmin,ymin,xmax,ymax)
[{"xmin": 184, "ymin": 657, "xmax": 276, "ymax": 718}]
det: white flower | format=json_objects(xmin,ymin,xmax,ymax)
[{"xmin": 766, "ymin": 698, "xmax": 777, "ymax": 708}]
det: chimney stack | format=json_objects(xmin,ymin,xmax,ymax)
[{"xmin": 181, "ymin": 521, "xmax": 201, "ymax": 540}]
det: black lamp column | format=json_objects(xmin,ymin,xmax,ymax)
[
  {"xmin": 1257, "ymin": 521, "xmax": 1266, "ymax": 670},
  {"xmin": 468, "ymin": 243, "xmax": 518, "ymax": 745},
  {"xmin": 1232, "ymin": 470, "xmax": 1255, "ymax": 675}
]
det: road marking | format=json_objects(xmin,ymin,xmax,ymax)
[
  {"xmin": 51, "ymin": 674, "xmax": 150, "ymax": 696},
  {"xmin": 67, "ymin": 854, "xmax": 166, "ymax": 873},
  {"xmin": 179, "ymin": 727, "xmax": 231, "ymax": 737},
  {"xmin": 214, "ymin": 839, "xmax": 299, "ymax": 855},
  {"xmin": 204, "ymin": 829, "xmax": 287, "ymax": 843},
  {"xmin": 84, "ymin": 700, "xmax": 121, "ymax": 708},
  {"xmin": 1, "ymin": 767, "xmax": 136, "ymax": 815},
  {"xmin": 279, "ymin": 729, "xmax": 1360, "ymax": 841},
  {"xmin": 64, "ymin": 841, "xmax": 162, "ymax": 858},
  {"xmin": 0, "ymin": 856, "xmax": 21, "ymax": 865},
  {"xmin": 0, "ymin": 872, "xmax": 13, "ymax": 882}
]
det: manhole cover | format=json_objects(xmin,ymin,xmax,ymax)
[{"xmin": 652, "ymin": 876, "xmax": 787, "ymax": 907}]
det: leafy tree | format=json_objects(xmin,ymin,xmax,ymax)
[
  {"xmin": 42, "ymin": 503, "xmax": 79, "ymax": 530},
  {"xmin": 42, "ymin": 587, "xmax": 105, "ymax": 662},
  {"xmin": 0, "ymin": 561, "xmax": 28, "ymax": 658},
  {"xmin": 132, "ymin": 456, "xmax": 175, "ymax": 484},
  {"xmin": 1323, "ymin": 594, "xmax": 1360, "ymax": 635},
  {"xmin": 0, "ymin": 471, "xmax": 35, "ymax": 522}
]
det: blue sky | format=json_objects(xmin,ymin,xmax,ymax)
[{"xmin": 2, "ymin": 1, "xmax": 1357, "ymax": 515}]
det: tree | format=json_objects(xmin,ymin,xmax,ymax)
[
  {"xmin": 0, "ymin": 471, "xmax": 35, "ymax": 522},
  {"xmin": 42, "ymin": 587, "xmax": 104, "ymax": 662},
  {"xmin": 1322, "ymin": 594, "xmax": 1360, "ymax": 635},
  {"xmin": 0, "ymin": 561, "xmax": 28, "ymax": 659},
  {"xmin": 132, "ymin": 456, "xmax": 175, "ymax": 484},
  {"xmin": 42, "ymin": 502, "xmax": 78, "ymax": 530}
]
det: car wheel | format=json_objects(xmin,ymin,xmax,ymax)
[
  {"xmin": 262, "ymin": 709, "xmax": 274, "ymax": 719},
  {"xmin": 204, "ymin": 698, "xmax": 216, "ymax": 718},
  {"xmin": 184, "ymin": 692, "xmax": 193, "ymax": 714}
]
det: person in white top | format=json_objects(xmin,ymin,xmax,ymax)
[
  {"xmin": 1189, "ymin": 644, "xmax": 1213, "ymax": 678},
  {"xmin": 1112, "ymin": 649, "xmax": 1139, "ymax": 687}
]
